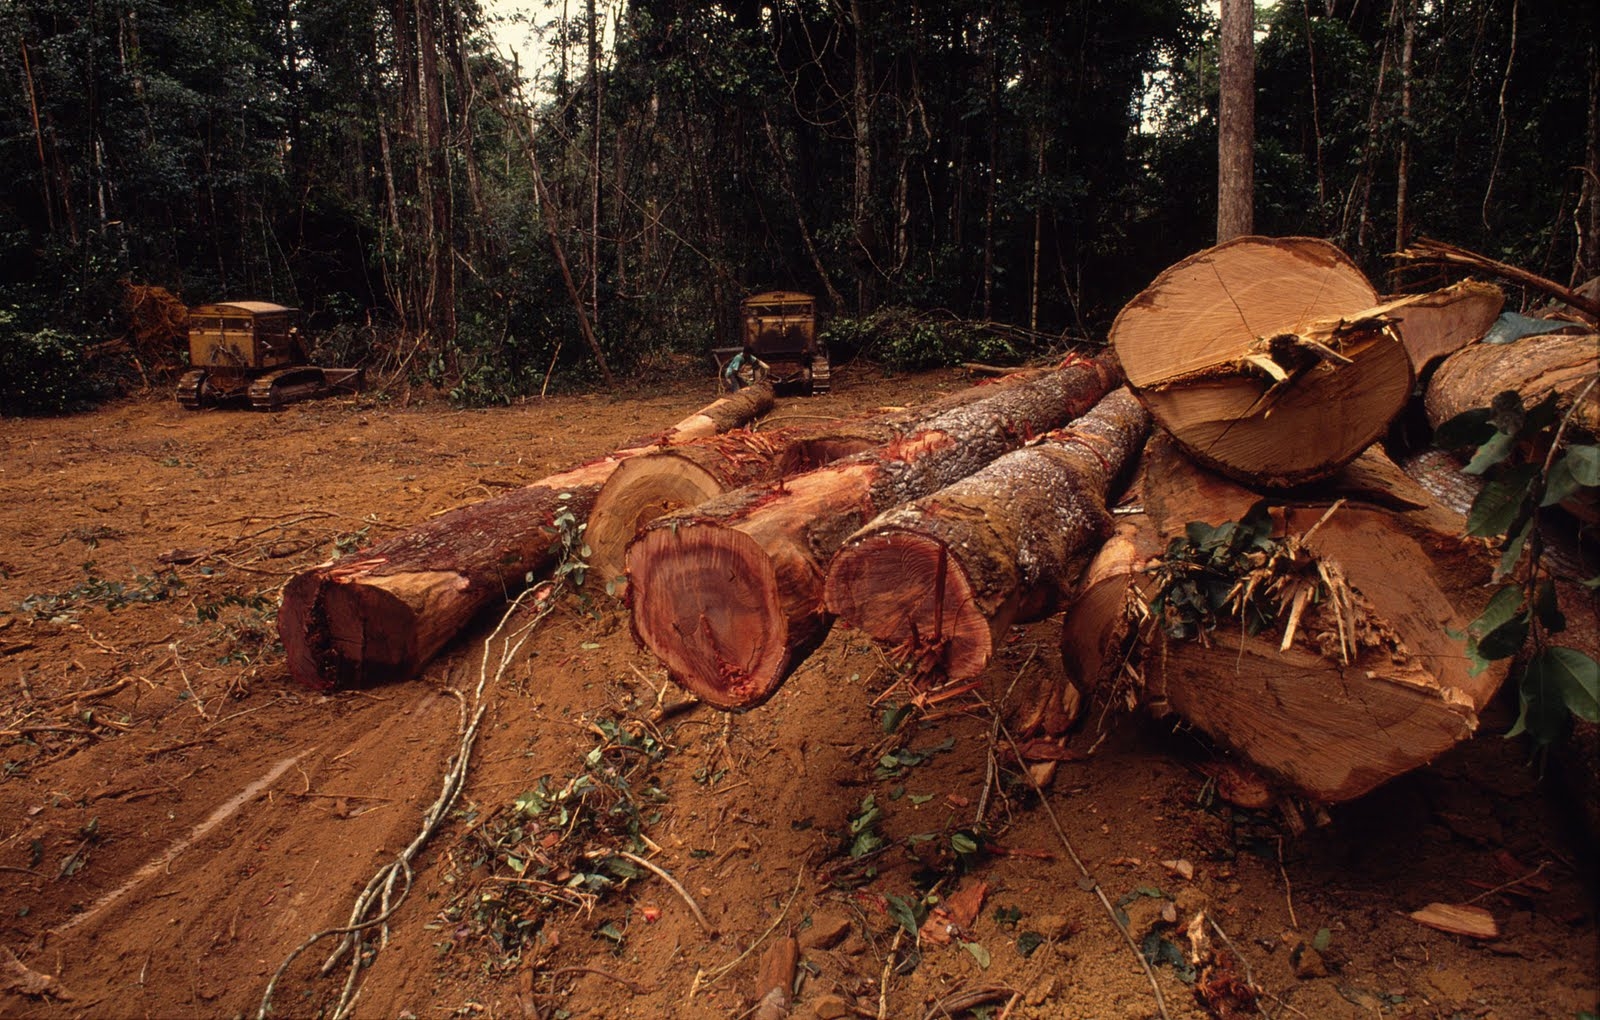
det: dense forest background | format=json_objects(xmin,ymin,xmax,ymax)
[{"xmin": 2, "ymin": 0, "xmax": 1596, "ymax": 410}]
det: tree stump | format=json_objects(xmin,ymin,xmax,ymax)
[{"xmin": 1059, "ymin": 434, "xmax": 1508, "ymax": 803}]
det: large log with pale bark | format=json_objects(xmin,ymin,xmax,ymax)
[
  {"xmin": 626, "ymin": 352, "xmax": 1123, "ymax": 710},
  {"xmin": 1425, "ymin": 331, "xmax": 1599, "ymax": 438},
  {"xmin": 1058, "ymin": 434, "xmax": 1508, "ymax": 803},
  {"xmin": 277, "ymin": 384, "xmax": 775, "ymax": 689},
  {"xmin": 824, "ymin": 388, "xmax": 1150, "ymax": 680},
  {"xmin": 585, "ymin": 368, "xmax": 1055, "ymax": 590},
  {"xmin": 1111, "ymin": 236, "xmax": 1415, "ymax": 487}
]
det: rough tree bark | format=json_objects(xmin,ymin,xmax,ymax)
[
  {"xmin": 824, "ymin": 388, "xmax": 1150, "ymax": 681},
  {"xmin": 1425, "ymin": 332, "xmax": 1600, "ymax": 438},
  {"xmin": 277, "ymin": 383, "xmax": 774, "ymax": 689},
  {"xmin": 627, "ymin": 353, "xmax": 1123, "ymax": 710},
  {"xmin": 1058, "ymin": 435, "xmax": 1508, "ymax": 804},
  {"xmin": 1217, "ymin": 0, "xmax": 1255, "ymax": 242},
  {"xmin": 1111, "ymin": 236, "xmax": 1414, "ymax": 486},
  {"xmin": 585, "ymin": 366, "xmax": 1058, "ymax": 589}
]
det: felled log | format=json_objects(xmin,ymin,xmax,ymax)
[
  {"xmin": 627, "ymin": 352, "xmax": 1123, "ymax": 710},
  {"xmin": 1059, "ymin": 434, "xmax": 1508, "ymax": 803},
  {"xmin": 1369, "ymin": 279, "xmax": 1504, "ymax": 373},
  {"xmin": 824, "ymin": 388, "xmax": 1150, "ymax": 680},
  {"xmin": 1111, "ymin": 236, "xmax": 1415, "ymax": 487},
  {"xmin": 277, "ymin": 384, "xmax": 775, "ymax": 689},
  {"xmin": 585, "ymin": 368, "xmax": 1056, "ymax": 590},
  {"xmin": 1425, "ymin": 332, "xmax": 1599, "ymax": 439}
]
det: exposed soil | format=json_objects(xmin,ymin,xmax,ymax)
[{"xmin": 1, "ymin": 366, "xmax": 1595, "ymax": 1020}]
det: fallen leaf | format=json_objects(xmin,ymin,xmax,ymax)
[
  {"xmin": 1161, "ymin": 858, "xmax": 1195, "ymax": 881},
  {"xmin": 1408, "ymin": 902, "xmax": 1499, "ymax": 939},
  {"xmin": 919, "ymin": 878, "xmax": 990, "ymax": 945}
]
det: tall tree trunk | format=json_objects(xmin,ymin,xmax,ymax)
[
  {"xmin": 1217, "ymin": 0, "xmax": 1255, "ymax": 241},
  {"xmin": 850, "ymin": 0, "xmax": 874, "ymax": 312},
  {"xmin": 1392, "ymin": 0, "xmax": 1415, "ymax": 288},
  {"xmin": 982, "ymin": 0, "xmax": 999, "ymax": 318},
  {"xmin": 588, "ymin": 0, "xmax": 602, "ymax": 332}
]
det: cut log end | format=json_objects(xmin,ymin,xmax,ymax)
[
  {"xmin": 1137, "ymin": 329, "xmax": 1414, "ymax": 486},
  {"xmin": 626, "ymin": 525, "xmax": 790, "ymax": 710},
  {"xmin": 587, "ymin": 455, "xmax": 728, "ymax": 591},
  {"xmin": 824, "ymin": 530, "xmax": 993, "ymax": 678}
]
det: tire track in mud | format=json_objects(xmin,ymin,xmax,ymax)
[{"xmin": 5, "ymin": 684, "xmax": 460, "ymax": 1018}]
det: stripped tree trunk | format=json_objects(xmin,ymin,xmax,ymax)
[
  {"xmin": 277, "ymin": 384, "xmax": 774, "ymax": 689},
  {"xmin": 825, "ymin": 388, "xmax": 1150, "ymax": 680},
  {"xmin": 626, "ymin": 353, "xmax": 1122, "ymax": 710},
  {"xmin": 1058, "ymin": 435, "xmax": 1508, "ymax": 803}
]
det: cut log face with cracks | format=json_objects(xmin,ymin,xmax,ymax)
[{"xmin": 1111, "ymin": 236, "xmax": 1415, "ymax": 487}]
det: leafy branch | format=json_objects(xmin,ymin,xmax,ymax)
[{"xmin": 1434, "ymin": 385, "xmax": 1600, "ymax": 746}]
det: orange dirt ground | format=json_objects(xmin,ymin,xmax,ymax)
[{"xmin": 1, "ymin": 365, "xmax": 1595, "ymax": 1020}]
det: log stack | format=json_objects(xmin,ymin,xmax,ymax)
[
  {"xmin": 625, "ymin": 352, "xmax": 1123, "ymax": 709},
  {"xmin": 275, "ymin": 234, "xmax": 1570, "ymax": 810}
]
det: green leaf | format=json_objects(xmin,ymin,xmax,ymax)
[
  {"xmin": 1496, "ymin": 522, "xmax": 1530, "ymax": 579},
  {"xmin": 1015, "ymin": 931, "xmax": 1045, "ymax": 958},
  {"xmin": 1466, "ymin": 464, "xmax": 1539, "ymax": 537},
  {"xmin": 885, "ymin": 893, "xmax": 923, "ymax": 935},
  {"xmin": 1463, "ymin": 431, "xmax": 1515, "ymax": 475},
  {"xmin": 961, "ymin": 940, "xmax": 992, "ymax": 969},
  {"xmin": 1312, "ymin": 927, "xmax": 1332, "ymax": 952},
  {"xmin": 1532, "ymin": 580, "xmax": 1566, "ymax": 634},
  {"xmin": 1433, "ymin": 407, "xmax": 1494, "ymax": 449},
  {"xmin": 1481, "ymin": 311, "xmax": 1569, "ymax": 346},
  {"xmin": 1476, "ymin": 610, "xmax": 1529, "ymax": 662},
  {"xmin": 1542, "ymin": 454, "xmax": 1586, "ymax": 507},
  {"xmin": 1564, "ymin": 444, "xmax": 1600, "ymax": 487},
  {"xmin": 1532, "ymin": 647, "xmax": 1600, "ymax": 723},
  {"xmin": 951, "ymin": 832, "xmax": 980, "ymax": 855}
]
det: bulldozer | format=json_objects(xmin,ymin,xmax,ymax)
[
  {"xmin": 177, "ymin": 301, "xmax": 362, "ymax": 410},
  {"xmin": 717, "ymin": 290, "xmax": 829, "ymax": 395}
]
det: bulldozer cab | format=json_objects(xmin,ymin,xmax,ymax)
[
  {"xmin": 187, "ymin": 302, "xmax": 305, "ymax": 371},
  {"xmin": 718, "ymin": 291, "xmax": 829, "ymax": 395}
]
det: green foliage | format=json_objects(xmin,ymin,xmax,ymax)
[
  {"xmin": 1145, "ymin": 501, "xmax": 1287, "ymax": 641},
  {"xmin": 460, "ymin": 712, "xmax": 668, "ymax": 961},
  {"xmin": 822, "ymin": 309, "xmax": 1021, "ymax": 372},
  {"xmin": 550, "ymin": 495, "xmax": 591, "ymax": 590},
  {"xmin": 0, "ymin": 310, "xmax": 107, "ymax": 416},
  {"xmin": 19, "ymin": 562, "xmax": 185, "ymax": 620},
  {"xmin": 1435, "ymin": 389, "xmax": 1600, "ymax": 747}
]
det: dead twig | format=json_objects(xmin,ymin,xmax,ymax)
[
  {"xmin": 981, "ymin": 693, "xmax": 1173, "ymax": 1020},
  {"xmin": 615, "ymin": 850, "xmax": 715, "ymax": 937},
  {"xmin": 548, "ymin": 966, "xmax": 653, "ymax": 995},
  {"xmin": 920, "ymin": 985, "xmax": 1020, "ymax": 1020}
]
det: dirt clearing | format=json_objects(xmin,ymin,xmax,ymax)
[{"xmin": 1, "ymin": 366, "xmax": 1595, "ymax": 1019}]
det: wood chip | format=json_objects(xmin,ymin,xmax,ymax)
[{"xmin": 1408, "ymin": 902, "xmax": 1499, "ymax": 939}]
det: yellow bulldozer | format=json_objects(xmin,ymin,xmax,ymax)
[
  {"xmin": 716, "ymin": 291, "xmax": 830, "ymax": 395},
  {"xmin": 177, "ymin": 301, "xmax": 361, "ymax": 410}
]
